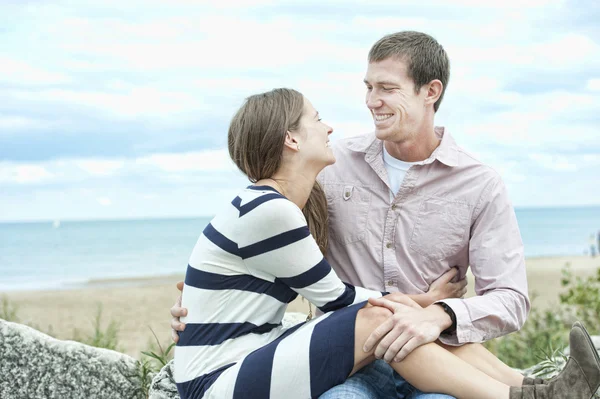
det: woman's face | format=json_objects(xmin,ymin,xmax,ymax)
[{"xmin": 295, "ymin": 97, "xmax": 335, "ymax": 171}]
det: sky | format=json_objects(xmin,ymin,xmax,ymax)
[{"xmin": 1, "ymin": 0, "xmax": 599, "ymax": 222}]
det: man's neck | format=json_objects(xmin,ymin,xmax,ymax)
[{"xmin": 384, "ymin": 128, "xmax": 441, "ymax": 163}]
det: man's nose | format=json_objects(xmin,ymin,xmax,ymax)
[{"xmin": 366, "ymin": 91, "xmax": 382, "ymax": 109}]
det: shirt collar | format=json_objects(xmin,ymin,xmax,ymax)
[{"xmin": 346, "ymin": 126, "xmax": 459, "ymax": 167}]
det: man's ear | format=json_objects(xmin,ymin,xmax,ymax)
[
  {"xmin": 424, "ymin": 79, "xmax": 443, "ymax": 107},
  {"xmin": 283, "ymin": 131, "xmax": 300, "ymax": 152}
]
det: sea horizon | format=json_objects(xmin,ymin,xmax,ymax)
[{"xmin": 2, "ymin": 203, "xmax": 600, "ymax": 225}]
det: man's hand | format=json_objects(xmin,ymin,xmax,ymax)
[
  {"xmin": 363, "ymin": 296, "xmax": 452, "ymax": 363},
  {"xmin": 428, "ymin": 267, "xmax": 467, "ymax": 302},
  {"xmin": 170, "ymin": 281, "xmax": 187, "ymax": 343}
]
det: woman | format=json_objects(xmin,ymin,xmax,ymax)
[{"xmin": 173, "ymin": 88, "xmax": 600, "ymax": 399}]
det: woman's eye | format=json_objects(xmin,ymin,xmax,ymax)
[{"xmin": 317, "ymin": 118, "xmax": 322, "ymax": 122}]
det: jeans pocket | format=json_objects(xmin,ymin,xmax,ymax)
[
  {"xmin": 409, "ymin": 198, "xmax": 470, "ymax": 260},
  {"xmin": 324, "ymin": 184, "xmax": 372, "ymax": 246}
]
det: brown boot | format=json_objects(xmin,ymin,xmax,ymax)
[
  {"xmin": 510, "ymin": 322, "xmax": 600, "ymax": 398},
  {"xmin": 570, "ymin": 321, "xmax": 600, "ymax": 395}
]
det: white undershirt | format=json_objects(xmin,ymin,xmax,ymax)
[{"xmin": 382, "ymin": 145, "xmax": 420, "ymax": 199}]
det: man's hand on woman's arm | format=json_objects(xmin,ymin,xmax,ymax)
[{"xmin": 170, "ymin": 281, "xmax": 187, "ymax": 343}]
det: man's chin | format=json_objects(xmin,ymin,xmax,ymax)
[{"xmin": 374, "ymin": 127, "xmax": 391, "ymax": 140}]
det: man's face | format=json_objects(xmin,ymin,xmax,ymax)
[{"xmin": 363, "ymin": 58, "xmax": 427, "ymax": 142}]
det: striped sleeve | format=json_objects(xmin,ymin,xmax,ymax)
[{"xmin": 238, "ymin": 197, "xmax": 382, "ymax": 312}]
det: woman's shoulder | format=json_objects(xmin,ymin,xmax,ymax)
[{"xmin": 230, "ymin": 186, "xmax": 304, "ymax": 226}]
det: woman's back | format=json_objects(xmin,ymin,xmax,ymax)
[{"xmin": 174, "ymin": 186, "xmax": 300, "ymax": 384}]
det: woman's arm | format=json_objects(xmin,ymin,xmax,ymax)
[
  {"xmin": 394, "ymin": 268, "xmax": 468, "ymax": 308},
  {"xmin": 240, "ymin": 198, "xmax": 383, "ymax": 313}
]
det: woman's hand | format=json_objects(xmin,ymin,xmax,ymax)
[
  {"xmin": 170, "ymin": 281, "xmax": 187, "ymax": 343},
  {"xmin": 428, "ymin": 267, "xmax": 467, "ymax": 302},
  {"xmin": 383, "ymin": 292, "xmax": 423, "ymax": 309}
]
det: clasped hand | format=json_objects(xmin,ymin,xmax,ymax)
[{"xmin": 363, "ymin": 267, "xmax": 465, "ymax": 363}]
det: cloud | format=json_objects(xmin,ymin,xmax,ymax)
[
  {"xmin": 0, "ymin": 149, "xmax": 241, "ymax": 187},
  {"xmin": 0, "ymin": 163, "xmax": 54, "ymax": 184},
  {"xmin": 75, "ymin": 159, "xmax": 125, "ymax": 176},
  {"xmin": 0, "ymin": 57, "xmax": 71, "ymax": 86},
  {"xmin": 529, "ymin": 153, "xmax": 578, "ymax": 171},
  {"xmin": 587, "ymin": 78, "xmax": 600, "ymax": 91},
  {"xmin": 135, "ymin": 149, "xmax": 237, "ymax": 172},
  {"xmin": 96, "ymin": 197, "xmax": 112, "ymax": 206},
  {"xmin": 1, "ymin": 0, "xmax": 599, "ymax": 221}
]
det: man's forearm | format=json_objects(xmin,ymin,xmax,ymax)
[{"xmin": 439, "ymin": 288, "xmax": 529, "ymax": 345}]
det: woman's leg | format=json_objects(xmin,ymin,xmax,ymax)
[
  {"xmin": 436, "ymin": 342, "xmax": 525, "ymax": 386},
  {"xmin": 354, "ymin": 305, "xmax": 511, "ymax": 399}
]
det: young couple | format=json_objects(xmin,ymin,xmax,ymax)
[{"xmin": 171, "ymin": 32, "xmax": 600, "ymax": 399}]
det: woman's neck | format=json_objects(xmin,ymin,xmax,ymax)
[{"xmin": 257, "ymin": 169, "xmax": 316, "ymax": 210}]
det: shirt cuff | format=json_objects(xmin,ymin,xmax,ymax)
[{"xmin": 435, "ymin": 298, "xmax": 472, "ymax": 346}]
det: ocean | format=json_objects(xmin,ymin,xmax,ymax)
[{"xmin": 1, "ymin": 206, "xmax": 599, "ymax": 292}]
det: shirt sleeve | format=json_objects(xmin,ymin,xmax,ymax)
[
  {"xmin": 438, "ymin": 176, "xmax": 530, "ymax": 345},
  {"xmin": 238, "ymin": 197, "xmax": 382, "ymax": 313}
]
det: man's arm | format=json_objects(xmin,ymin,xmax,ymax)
[
  {"xmin": 407, "ymin": 267, "xmax": 467, "ymax": 308},
  {"xmin": 364, "ymin": 175, "xmax": 529, "ymax": 360},
  {"xmin": 438, "ymin": 175, "xmax": 530, "ymax": 345}
]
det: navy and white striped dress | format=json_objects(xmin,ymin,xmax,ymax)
[{"xmin": 174, "ymin": 185, "xmax": 383, "ymax": 399}]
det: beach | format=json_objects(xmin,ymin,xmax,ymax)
[{"xmin": 2, "ymin": 255, "xmax": 599, "ymax": 358}]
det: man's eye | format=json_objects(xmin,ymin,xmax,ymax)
[{"xmin": 382, "ymin": 87, "xmax": 393, "ymax": 91}]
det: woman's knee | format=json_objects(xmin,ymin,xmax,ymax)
[{"xmin": 357, "ymin": 304, "xmax": 393, "ymax": 327}]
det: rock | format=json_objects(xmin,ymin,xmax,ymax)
[
  {"xmin": 149, "ymin": 312, "xmax": 308, "ymax": 399},
  {"xmin": 149, "ymin": 359, "xmax": 179, "ymax": 399},
  {"xmin": 0, "ymin": 319, "xmax": 148, "ymax": 399}
]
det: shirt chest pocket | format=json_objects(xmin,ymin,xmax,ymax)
[
  {"xmin": 409, "ymin": 198, "xmax": 471, "ymax": 260},
  {"xmin": 324, "ymin": 184, "xmax": 372, "ymax": 245}
]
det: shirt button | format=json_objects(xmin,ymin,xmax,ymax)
[
  {"xmin": 386, "ymin": 242, "xmax": 392, "ymax": 249},
  {"xmin": 391, "ymin": 204, "xmax": 397, "ymax": 210},
  {"xmin": 387, "ymin": 280, "xmax": 395, "ymax": 286}
]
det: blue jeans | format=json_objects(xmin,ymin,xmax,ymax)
[{"xmin": 319, "ymin": 360, "xmax": 455, "ymax": 399}]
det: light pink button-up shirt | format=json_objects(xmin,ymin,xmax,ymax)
[{"xmin": 317, "ymin": 127, "xmax": 530, "ymax": 345}]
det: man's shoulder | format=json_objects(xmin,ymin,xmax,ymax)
[
  {"xmin": 452, "ymin": 143, "xmax": 502, "ymax": 183},
  {"xmin": 331, "ymin": 132, "xmax": 375, "ymax": 153}
]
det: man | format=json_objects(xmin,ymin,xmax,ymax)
[{"xmin": 171, "ymin": 31, "xmax": 530, "ymax": 398}]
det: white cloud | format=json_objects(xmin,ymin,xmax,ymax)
[
  {"xmin": 0, "ymin": 163, "xmax": 55, "ymax": 184},
  {"xmin": 587, "ymin": 79, "xmax": 600, "ymax": 91},
  {"xmin": 0, "ymin": 116, "xmax": 47, "ymax": 131},
  {"xmin": 75, "ymin": 159, "xmax": 125, "ymax": 176},
  {"xmin": 136, "ymin": 149, "xmax": 236, "ymax": 172},
  {"xmin": 0, "ymin": 57, "xmax": 71, "ymax": 85},
  {"xmin": 8, "ymin": 87, "xmax": 206, "ymax": 119},
  {"xmin": 1, "ymin": 0, "xmax": 599, "ymax": 220},
  {"xmin": 529, "ymin": 153, "xmax": 578, "ymax": 171},
  {"xmin": 97, "ymin": 197, "xmax": 112, "ymax": 206}
]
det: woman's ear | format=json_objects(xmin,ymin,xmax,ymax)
[{"xmin": 283, "ymin": 131, "xmax": 300, "ymax": 152}]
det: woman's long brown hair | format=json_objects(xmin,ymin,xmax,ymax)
[{"xmin": 227, "ymin": 88, "xmax": 329, "ymax": 255}]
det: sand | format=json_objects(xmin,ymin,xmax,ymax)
[{"xmin": 2, "ymin": 256, "xmax": 599, "ymax": 357}]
